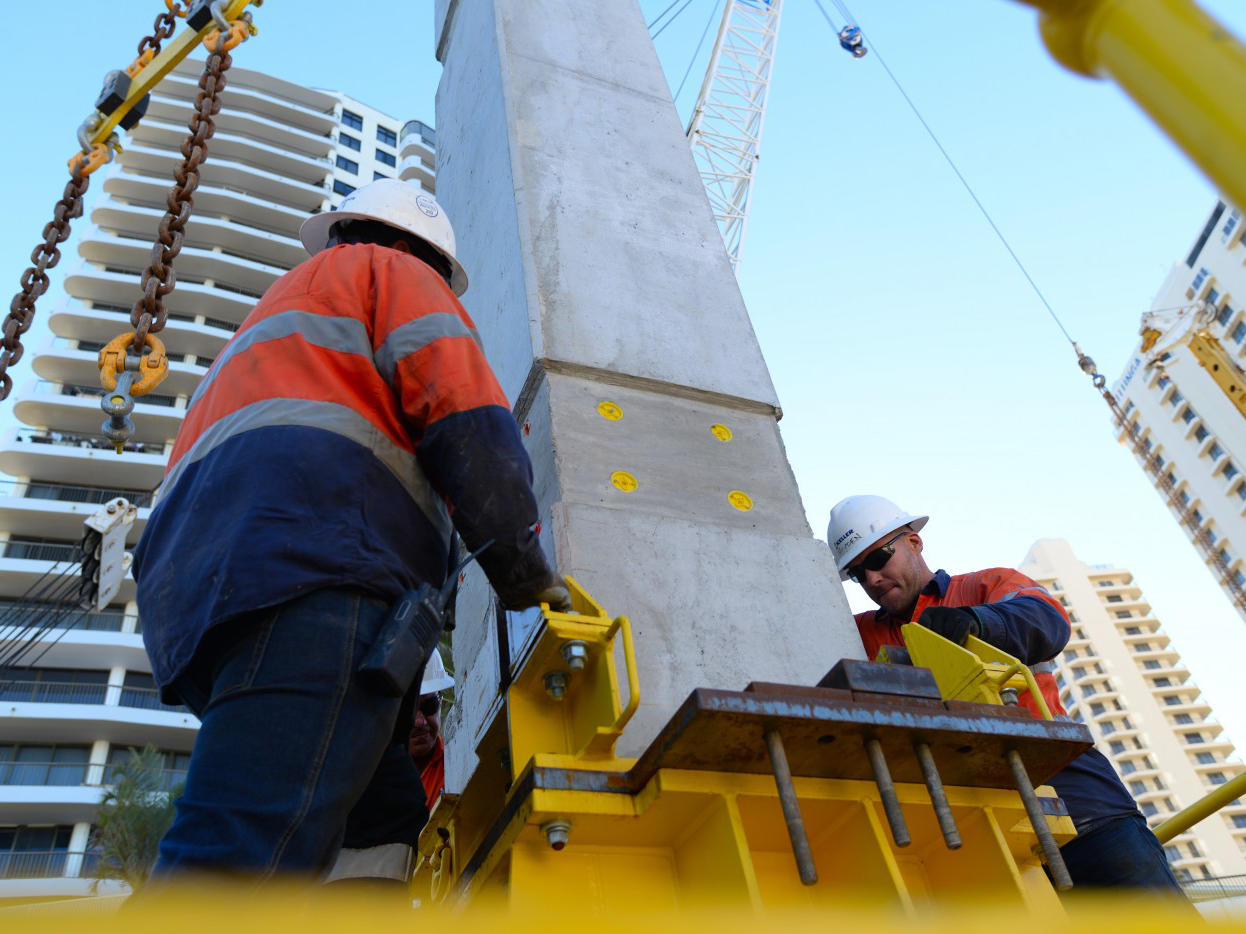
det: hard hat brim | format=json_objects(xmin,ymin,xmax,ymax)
[
  {"xmin": 836, "ymin": 514, "xmax": 929, "ymax": 581},
  {"xmin": 420, "ymin": 673, "xmax": 455, "ymax": 694},
  {"xmin": 298, "ymin": 209, "xmax": 470, "ymax": 297}
]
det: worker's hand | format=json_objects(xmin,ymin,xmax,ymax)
[
  {"xmin": 916, "ymin": 606, "xmax": 979, "ymax": 646},
  {"xmin": 503, "ymin": 574, "xmax": 572, "ymax": 613}
]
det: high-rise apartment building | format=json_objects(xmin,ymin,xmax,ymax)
[
  {"xmin": 1111, "ymin": 200, "xmax": 1246, "ymax": 622},
  {"xmin": 1021, "ymin": 539, "xmax": 1246, "ymax": 881},
  {"xmin": 0, "ymin": 58, "xmax": 433, "ymax": 901}
]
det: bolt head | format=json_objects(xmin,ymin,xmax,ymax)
[
  {"xmin": 543, "ymin": 671, "xmax": 568, "ymax": 700},
  {"xmin": 561, "ymin": 641, "xmax": 589, "ymax": 672},
  {"xmin": 541, "ymin": 819, "xmax": 571, "ymax": 851}
]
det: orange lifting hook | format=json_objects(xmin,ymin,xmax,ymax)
[
  {"xmin": 98, "ymin": 331, "xmax": 170, "ymax": 397},
  {"xmin": 203, "ymin": 16, "xmax": 256, "ymax": 54}
]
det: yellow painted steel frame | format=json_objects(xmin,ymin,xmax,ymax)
[
  {"xmin": 897, "ymin": 624, "xmax": 1054, "ymax": 720},
  {"xmin": 1013, "ymin": 0, "xmax": 1246, "ymax": 212},
  {"xmin": 1154, "ymin": 769, "xmax": 1246, "ymax": 844},
  {"xmin": 86, "ymin": 0, "xmax": 260, "ymax": 148},
  {"xmin": 1187, "ymin": 331, "xmax": 1246, "ymax": 420},
  {"xmin": 413, "ymin": 586, "xmax": 1078, "ymax": 914}
]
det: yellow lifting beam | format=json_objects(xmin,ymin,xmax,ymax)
[
  {"xmin": 1154, "ymin": 769, "xmax": 1246, "ymax": 845},
  {"xmin": 1013, "ymin": 0, "xmax": 1246, "ymax": 213},
  {"xmin": 1186, "ymin": 330, "xmax": 1246, "ymax": 420}
]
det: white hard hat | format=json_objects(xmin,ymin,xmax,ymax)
[
  {"xmin": 420, "ymin": 647, "xmax": 454, "ymax": 695},
  {"xmin": 826, "ymin": 495, "xmax": 928, "ymax": 581},
  {"xmin": 299, "ymin": 179, "xmax": 469, "ymax": 296}
]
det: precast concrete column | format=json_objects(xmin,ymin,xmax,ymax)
[{"xmin": 434, "ymin": 0, "xmax": 861, "ymax": 787}]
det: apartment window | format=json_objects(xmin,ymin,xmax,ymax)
[
  {"xmin": 1143, "ymin": 660, "xmax": 1161, "ymax": 670},
  {"xmin": 375, "ymin": 148, "xmax": 397, "ymax": 167},
  {"xmin": 1068, "ymin": 612, "xmax": 1078, "ymax": 623},
  {"xmin": 1169, "ymin": 389, "xmax": 1184, "ymax": 406},
  {"xmin": 1236, "ymin": 483, "xmax": 1246, "ymax": 502},
  {"xmin": 1089, "ymin": 702, "xmax": 1105, "ymax": 716},
  {"xmin": 1120, "ymin": 760, "xmax": 1136, "ymax": 774},
  {"xmin": 373, "ymin": 172, "xmax": 389, "ymax": 181},
  {"xmin": 1222, "ymin": 461, "xmax": 1240, "ymax": 481},
  {"xmin": 1192, "ymin": 267, "xmax": 1209, "ymax": 289},
  {"xmin": 1141, "ymin": 802, "xmax": 1159, "ymax": 817},
  {"xmin": 1233, "ymin": 815, "xmax": 1246, "ymax": 828},
  {"xmin": 1179, "ymin": 489, "xmax": 1191, "ymax": 506},
  {"xmin": 377, "ymin": 125, "xmax": 397, "ymax": 147},
  {"xmin": 1236, "ymin": 569, "xmax": 1246, "ymax": 587},
  {"xmin": 1164, "ymin": 696, "xmax": 1181, "ymax": 706},
  {"xmin": 1194, "ymin": 424, "xmax": 1209, "ymax": 442},
  {"xmin": 1218, "ymin": 547, "xmax": 1231, "ymax": 566},
  {"xmin": 0, "ymin": 668, "xmax": 108, "ymax": 704},
  {"xmin": 332, "ymin": 180, "xmax": 355, "ymax": 197},
  {"xmin": 1206, "ymin": 528, "xmax": 1218, "ymax": 545},
  {"xmin": 1184, "ymin": 732, "xmax": 1203, "ymax": 744},
  {"xmin": 1180, "ymin": 406, "xmax": 1196, "ymax": 424},
  {"xmin": 1195, "ymin": 752, "xmax": 1216, "ymax": 764},
  {"xmin": 1124, "ymin": 626, "xmax": 1141, "ymax": 635},
  {"xmin": 341, "ymin": 109, "xmax": 363, "ymax": 130},
  {"xmin": 1224, "ymin": 212, "xmax": 1241, "ymax": 239},
  {"xmin": 1097, "ymin": 580, "xmax": 1114, "ymax": 587},
  {"xmin": 1143, "ymin": 438, "xmax": 1154, "ymax": 453},
  {"xmin": 1210, "ymin": 442, "xmax": 1225, "ymax": 460},
  {"xmin": 1128, "ymin": 780, "xmax": 1146, "ymax": 795},
  {"xmin": 1109, "ymin": 740, "xmax": 1126, "ymax": 755},
  {"xmin": 1154, "ymin": 677, "xmax": 1171, "ymax": 687},
  {"xmin": 1217, "ymin": 303, "xmax": 1234, "ymax": 326},
  {"xmin": 1157, "ymin": 376, "xmax": 1171, "ymax": 389},
  {"xmin": 1165, "ymin": 471, "xmax": 1178, "ymax": 488},
  {"xmin": 1234, "ymin": 322, "xmax": 1246, "ymax": 344},
  {"xmin": 0, "ymin": 825, "xmax": 75, "ymax": 875},
  {"xmin": 1174, "ymin": 713, "xmax": 1193, "ymax": 724},
  {"xmin": 1106, "ymin": 594, "xmax": 1123, "ymax": 603},
  {"xmin": 1115, "ymin": 611, "xmax": 1132, "ymax": 619},
  {"xmin": 339, "ymin": 133, "xmax": 361, "ymax": 152},
  {"xmin": 1081, "ymin": 684, "xmax": 1097, "ymax": 698},
  {"xmin": 1208, "ymin": 772, "xmax": 1228, "ymax": 785},
  {"xmin": 1134, "ymin": 642, "xmax": 1151, "ymax": 651},
  {"xmin": 0, "ymin": 745, "xmax": 90, "ymax": 785},
  {"xmin": 335, "ymin": 155, "xmax": 358, "ymax": 175},
  {"xmin": 1192, "ymin": 508, "xmax": 1204, "ymax": 525}
]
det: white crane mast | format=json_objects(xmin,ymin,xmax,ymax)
[{"xmin": 686, "ymin": 0, "xmax": 783, "ymax": 272}]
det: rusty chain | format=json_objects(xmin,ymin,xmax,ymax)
[
  {"xmin": 130, "ymin": 31, "xmax": 232, "ymax": 354},
  {"xmin": 136, "ymin": 2, "xmax": 185, "ymax": 60},
  {"xmin": 0, "ymin": 164, "xmax": 90, "ymax": 401}
]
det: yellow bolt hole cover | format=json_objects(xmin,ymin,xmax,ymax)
[
  {"xmin": 710, "ymin": 423, "xmax": 733, "ymax": 442},
  {"xmin": 611, "ymin": 471, "xmax": 638, "ymax": 493},
  {"xmin": 598, "ymin": 401, "xmax": 623, "ymax": 421},
  {"xmin": 728, "ymin": 490, "xmax": 753, "ymax": 511}
]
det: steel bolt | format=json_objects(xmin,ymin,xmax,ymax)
[
  {"xmin": 1000, "ymin": 687, "xmax": 1020, "ymax": 706},
  {"xmin": 561, "ymin": 640, "xmax": 589, "ymax": 671},
  {"xmin": 541, "ymin": 819, "xmax": 571, "ymax": 851},
  {"xmin": 543, "ymin": 671, "xmax": 568, "ymax": 700}
]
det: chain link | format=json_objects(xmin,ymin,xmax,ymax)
[
  {"xmin": 136, "ymin": 2, "xmax": 184, "ymax": 60},
  {"xmin": 0, "ymin": 164, "xmax": 90, "ymax": 400},
  {"xmin": 130, "ymin": 32, "xmax": 232, "ymax": 353}
]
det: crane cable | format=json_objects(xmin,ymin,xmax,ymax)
[
  {"xmin": 650, "ymin": 0, "xmax": 698, "ymax": 39},
  {"xmin": 674, "ymin": 0, "xmax": 724, "ymax": 103}
]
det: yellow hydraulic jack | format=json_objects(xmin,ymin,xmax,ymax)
[{"xmin": 413, "ymin": 585, "xmax": 1093, "ymax": 913}]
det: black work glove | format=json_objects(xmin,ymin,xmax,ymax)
[{"xmin": 917, "ymin": 606, "xmax": 980, "ymax": 646}]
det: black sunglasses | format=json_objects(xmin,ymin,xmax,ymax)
[
  {"xmin": 846, "ymin": 531, "xmax": 909, "ymax": 584},
  {"xmin": 417, "ymin": 695, "xmax": 441, "ymax": 717}
]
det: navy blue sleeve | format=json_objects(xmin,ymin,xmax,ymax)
[
  {"xmin": 416, "ymin": 405, "xmax": 554, "ymax": 604},
  {"xmin": 971, "ymin": 595, "xmax": 1070, "ymax": 665}
]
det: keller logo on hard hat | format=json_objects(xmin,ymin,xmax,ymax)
[
  {"xmin": 415, "ymin": 194, "xmax": 440, "ymax": 218},
  {"xmin": 826, "ymin": 495, "xmax": 928, "ymax": 581}
]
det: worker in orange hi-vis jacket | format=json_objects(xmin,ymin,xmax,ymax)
[
  {"xmin": 828, "ymin": 495, "xmax": 1186, "ymax": 895},
  {"xmin": 133, "ymin": 179, "xmax": 569, "ymax": 886}
]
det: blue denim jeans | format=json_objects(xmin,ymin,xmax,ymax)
[
  {"xmin": 1059, "ymin": 814, "xmax": 1185, "ymax": 892},
  {"xmin": 150, "ymin": 588, "xmax": 427, "ymax": 880}
]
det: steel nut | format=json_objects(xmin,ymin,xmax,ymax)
[
  {"xmin": 561, "ymin": 640, "xmax": 589, "ymax": 672},
  {"xmin": 543, "ymin": 670, "xmax": 568, "ymax": 700}
]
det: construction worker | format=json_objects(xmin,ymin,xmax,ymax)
[
  {"xmin": 827, "ymin": 495, "xmax": 1184, "ymax": 893},
  {"xmin": 133, "ymin": 179, "xmax": 569, "ymax": 883},
  {"xmin": 408, "ymin": 648, "xmax": 451, "ymax": 811}
]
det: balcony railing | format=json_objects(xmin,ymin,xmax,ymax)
[
  {"xmin": 14, "ymin": 429, "xmax": 166, "ymax": 456},
  {"xmin": 3, "ymin": 539, "xmax": 80, "ymax": 562},
  {"xmin": 0, "ymin": 760, "xmax": 186, "ymax": 790},
  {"xmin": 0, "ymin": 601, "xmax": 135, "ymax": 633},
  {"xmin": 0, "ymin": 680, "xmax": 186, "ymax": 713},
  {"xmin": 0, "ymin": 850, "xmax": 99, "ymax": 880},
  {"xmin": 1183, "ymin": 873, "xmax": 1246, "ymax": 903},
  {"xmin": 0, "ymin": 478, "xmax": 154, "ymax": 508},
  {"xmin": 34, "ymin": 380, "xmax": 179, "ymax": 408}
]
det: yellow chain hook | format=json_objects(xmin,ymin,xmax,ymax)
[{"xmin": 98, "ymin": 332, "xmax": 169, "ymax": 396}]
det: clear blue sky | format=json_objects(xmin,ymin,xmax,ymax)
[{"xmin": 1, "ymin": 2, "xmax": 1245, "ymax": 757}]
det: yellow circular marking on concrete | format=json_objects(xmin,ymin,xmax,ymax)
[
  {"xmin": 728, "ymin": 490, "xmax": 753, "ymax": 511},
  {"xmin": 710, "ymin": 423, "xmax": 733, "ymax": 442},
  {"xmin": 598, "ymin": 401, "xmax": 624, "ymax": 421},
  {"xmin": 611, "ymin": 471, "xmax": 638, "ymax": 493}
]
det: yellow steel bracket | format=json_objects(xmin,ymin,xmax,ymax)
[
  {"xmin": 98, "ymin": 332, "xmax": 170, "ymax": 397},
  {"xmin": 506, "ymin": 576, "xmax": 640, "ymax": 777},
  {"xmin": 67, "ymin": 0, "xmax": 260, "ymax": 174},
  {"xmin": 895, "ymin": 623, "xmax": 1054, "ymax": 720}
]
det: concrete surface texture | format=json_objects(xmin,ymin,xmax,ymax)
[{"xmin": 433, "ymin": 0, "xmax": 861, "ymax": 788}]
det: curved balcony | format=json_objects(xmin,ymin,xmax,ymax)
[
  {"xmin": 0, "ymin": 428, "xmax": 167, "ymax": 492},
  {"xmin": 33, "ymin": 346, "xmax": 207, "ymax": 401},
  {"xmin": 91, "ymin": 202, "xmax": 304, "ymax": 273},
  {"xmin": 117, "ymin": 143, "xmax": 326, "ymax": 213},
  {"xmin": 103, "ymin": 171, "xmax": 308, "ymax": 241},
  {"xmin": 397, "ymin": 153, "xmax": 434, "ymax": 191},
  {"xmin": 1159, "ymin": 695, "xmax": 1213, "ymax": 718},
  {"xmin": 12, "ymin": 381, "xmax": 183, "ymax": 440},
  {"xmin": 0, "ymin": 683, "xmax": 197, "ymax": 748},
  {"xmin": 0, "ymin": 546, "xmax": 135, "ymax": 606},
  {"xmin": 127, "ymin": 116, "xmax": 329, "ymax": 187},
  {"xmin": 48, "ymin": 307, "xmax": 235, "ymax": 362},
  {"xmin": 77, "ymin": 231, "xmax": 286, "ymax": 299},
  {"xmin": 4, "ymin": 630, "xmax": 147, "ymax": 675},
  {"xmin": 0, "ymin": 480, "xmax": 150, "ymax": 542},
  {"xmin": 145, "ymin": 91, "xmax": 334, "ymax": 161},
  {"xmin": 169, "ymin": 59, "xmax": 338, "ymax": 133},
  {"xmin": 63, "ymin": 264, "xmax": 255, "ymax": 324},
  {"xmin": 0, "ymin": 763, "xmax": 184, "ymax": 825}
]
